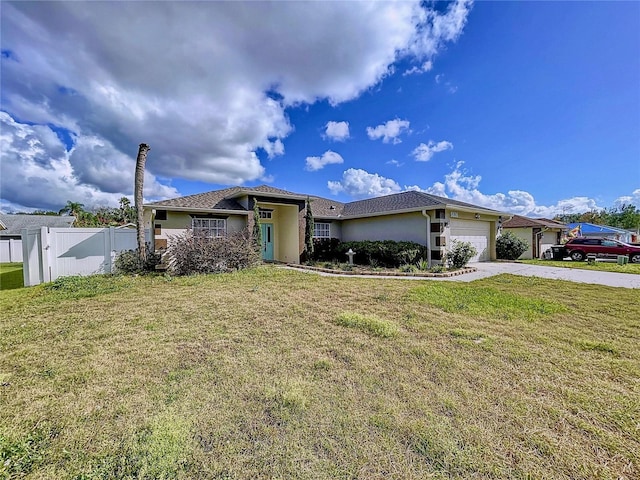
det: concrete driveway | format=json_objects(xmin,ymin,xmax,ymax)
[{"xmin": 442, "ymin": 262, "xmax": 640, "ymax": 289}]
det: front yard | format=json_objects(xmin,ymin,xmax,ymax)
[
  {"xmin": 0, "ymin": 262, "xmax": 23, "ymax": 290},
  {"xmin": 1, "ymin": 267, "xmax": 638, "ymax": 479}
]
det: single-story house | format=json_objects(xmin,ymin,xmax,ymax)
[
  {"xmin": 0, "ymin": 214, "xmax": 76, "ymax": 263},
  {"xmin": 144, "ymin": 185, "xmax": 511, "ymax": 265},
  {"xmin": 0, "ymin": 214, "xmax": 76, "ymax": 240},
  {"xmin": 501, "ymin": 215, "xmax": 566, "ymax": 259},
  {"xmin": 565, "ymin": 222, "xmax": 633, "ymax": 243}
]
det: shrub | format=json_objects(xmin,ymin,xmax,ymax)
[
  {"xmin": 114, "ymin": 248, "xmax": 161, "ymax": 274},
  {"xmin": 496, "ymin": 231, "xmax": 529, "ymax": 260},
  {"xmin": 166, "ymin": 229, "xmax": 260, "ymax": 276},
  {"xmin": 311, "ymin": 238, "xmax": 341, "ymax": 262},
  {"xmin": 444, "ymin": 240, "xmax": 477, "ymax": 269}
]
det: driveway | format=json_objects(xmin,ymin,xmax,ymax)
[
  {"xmin": 447, "ymin": 262, "xmax": 640, "ymax": 289},
  {"xmin": 284, "ymin": 263, "xmax": 640, "ymax": 289}
]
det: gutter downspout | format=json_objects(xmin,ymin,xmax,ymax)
[{"xmin": 422, "ymin": 210, "xmax": 431, "ymax": 268}]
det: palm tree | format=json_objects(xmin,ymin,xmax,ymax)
[
  {"xmin": 59, "ymin": 201, "xmax": 85, "ymax": 217},
  {"xmin": 304, "ymin": 197, "xmax": 314, "ymax": 260},
  {"xmin": 134, "ymin": 143, "xmax": 151, "ymax": 264}
]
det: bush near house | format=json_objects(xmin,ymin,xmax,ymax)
[
  {"xmin": 444, "ymin": 240, "xmax": 477, "ymax": 269},
  {"xmin": 496, "ymin": 231, "xmax": 529, "ymax": 260},
  {"xmin": 167, "ymin": 229, "xmax": 260, "ymax": 276},
  {"xmin": 311, "ymin": 239, "xmax": 427, "ymax": 268},
  {"xmin": 114, "ymin": 248, "xmax": 162, "ymax": 275}
]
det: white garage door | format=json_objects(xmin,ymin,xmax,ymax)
[{"xmin": 450, "ymin": 219, "xmax": 490, "ymax": 262}]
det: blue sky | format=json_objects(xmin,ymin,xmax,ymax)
[{"xmin": 1, "ymin": 1, "xmax": 638, "ymax": 217}]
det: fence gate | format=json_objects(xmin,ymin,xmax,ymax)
[{"xmin": 22, "ymin": 227, "xmax": 146, "ymax": 287}]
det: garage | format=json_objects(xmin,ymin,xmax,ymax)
[{"xmin": 450, "ymin": 219, "xmax": 490, "ymax": 262}]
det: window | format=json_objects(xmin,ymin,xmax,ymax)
[
  {"xmin": 192, "ymin": 218, "xmax": 226, "ymax": 237},
  {"xmin": 314, "ymin": 222, "xmax": 330, "ymax": 238},
  {"xmin": 155, "ymin": 210, "xmax": 167, "ymax": 220}
]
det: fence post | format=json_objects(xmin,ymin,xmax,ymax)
[
  {"xmin": 21, "ymin": 229, "xmax": 31, "ymax": 287},
  {"xmin": 41, "ymin": 227, "xmax": 51, "ymax": 283},
  {"xmin": 105, "ymin": 227, "xmax": 115, "ymax": 273}
]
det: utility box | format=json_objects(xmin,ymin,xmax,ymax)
[
  {"xmin": 551, "ymin": 246, "xmax": 566, "ymax": 260},
  {"xmin": 617, "ymin": 255, "xmax": 629, "ymax": 265}
]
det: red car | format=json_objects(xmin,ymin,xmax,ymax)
[{"xmin": 563, "ymin": 237, "xmax": 640, "ymax": 263}]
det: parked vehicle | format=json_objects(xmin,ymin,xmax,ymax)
[{"xmin": 560, "ymin": 237, "xmax": 640, "ymax": 263}]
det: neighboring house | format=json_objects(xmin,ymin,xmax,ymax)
[
  {"xmin": 501, "ymin": 215, "xmax": 566, "ymax": 259},
  {"xmin": 0, "ymin": 214, "xmax": 75, "ymax": 263},
  {"xmin": 0, "ymin": 214, "xmax": 76, "ymax": 240},
  {"xmin": 144, "ymin": 185, "xmax": 511, "ymax": 265},
  {"xmin": 566, "ymin": 222, "xmax": 633, "ymax": 243}
]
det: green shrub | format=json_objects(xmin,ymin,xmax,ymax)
[
  {"xmin": 444, "ymin": 240, "xmax": 477, "ymax": 269},
  {"xmin": 114, "ymin": 248, "xmax": 161, "ymax": 274},
  {"xmin": 416, "ymin": 258, "xmax": 430, "ymax": 271},
  {"xmin": 429, "ymin": 264, "xmax": 444, "ymax": 273},
  {"xmin": 167, "ymin": 228, "xmax": 260, "ymax": 276},
  {"xmin": 496, "ymin": 231, "xmax": 529, "ymax": 260}
]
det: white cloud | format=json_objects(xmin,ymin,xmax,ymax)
[
  {"xmin": 0, "ymin": 112, "xmax": 178, "ymax": 212},
  {"xmin": 305, "ymin": 150, "xmax": 344, "ymax": 171},
  {"xmin": 1, "ymin": 1, "xmax": 472, "ymax": 209},
  {"xmin": 615, "ymin": 189, "xmax": 640, "ymax": 208},
  {"xmin": 412, "ymin": 140, "xmax": 453, "ymax": 161},
  {"xmin": 403, "ymin": 60, "xmax": 433, "ymax": 76},
  {"xmin": 386, "ymin": 159, "xmax": 404, "ymax": 167},
  {"xmin": 366, "ymin": 119, "xmax": 411, "ymax": 144},
  {"xmin": 324, "ymin": 121, "xmax": 350, "ymax": 141},
  {"xmin": 412, "ymin": 161, "xmax": 604, "ymax": 217},
  {"xmin": 328, "ymin": 168, "xmax": 401, "ymax": 198}
]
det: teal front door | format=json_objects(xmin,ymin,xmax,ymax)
[{"xmin": 261, "ymin": 223, "xmax": 274, "ymax": 261}]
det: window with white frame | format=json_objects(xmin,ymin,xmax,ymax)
[
  {"xmin": 192, "ymin": 218, "xmax": 226, "ymax": 237},
  {"xmin": 258, "ymin": 209, "xmax": 272, "ymax": 219},
  {"xmin": 313, "ymin": 222, "xmax": 330, "ymax": 238}
]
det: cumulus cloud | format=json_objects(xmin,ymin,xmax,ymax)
[
  {"xmin": 366, "ymin": 119, "xmax": 411, "ymax": 144},
  {"xmin": 614, "ymin": 189, "xmax": 640, "ymax": 207},
  {"xmin": 305, "ymin": 150, "xmax": 345, "ymax": 171},
  {"xmin": 412, "ymin": 140, "xmax": 453, "ymax": 161},
  {"xmin": 324, "ymin": 121, "xmax": 350, "ymax": 141},
  {"xmin": 1, "ymin": 1, "xmax": 472, "ymax": 209},
  {"xmin": 328, "ymin": 168, "xmax": 401, "ymax": 198},
  {"xmin": 0, "ymin": 112, "xmax": 178, "ymax": 212},
  {"xmin": 414, "ymin": 161, "xmax": 604, "ymax": 217}
]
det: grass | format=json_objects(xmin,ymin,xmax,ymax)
[
  {"xmin": 0, "ymin": 263, "xmax": 23, "ymax": 290},
  {"xmin": 521, "ymin": 258, "xmax": 640, "ymax": 274},
  {"xmin": 1, "ymin": 266, "xmax": 639, "ymax": 479}
]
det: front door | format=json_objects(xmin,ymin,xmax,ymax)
[{"xmin": 261, "ymin": 223, "xmax": 274, "ymax": 261}]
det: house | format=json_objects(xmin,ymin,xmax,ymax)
[
  {"xmin": 565, "ymin": 222, "xmax": 633, "ymax": 243},
  {"xmin": 144, "ymin": 185, "xmax": 511, "ymax": 265},
  {"xmin": 0, "ymin": 214, "xmax": 76, "ymax": 263},
  {"xmin": 501, "ymin": 215, "xmax": 567, "ymax": 259},
  {"xmin": 0, "ymin": 214, "xmax": 76, "ymax": 240}
]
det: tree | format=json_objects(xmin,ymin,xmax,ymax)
[
  {"xmin": 59, "ymin": 201, "xmax": 85, "ymax": 217},
  {"xmin": 496, "ymin": 231, "xmax": 529, "ymax": 260},
  {"xmin": 252, "ymin": 201, "xmax": 262, "ymax": 250},
  {"xmin": 134, "ymin": 143, "xmax": 151, "ymax": 263},
  {"xmin": 119, "ymin": 197, "xmax": 136, "ymax": 224},
  {"xmin": 304, "ymin": 197, "xmax": 314, "ymax": 260}
]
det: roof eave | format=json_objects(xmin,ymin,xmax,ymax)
[
  {"xmin": 144, "ymin": 205, "xmax": 248, "ymax": 215},
  {"xmin": 226, "ymin": 190, "xmax": 307, "ymax": 201}
]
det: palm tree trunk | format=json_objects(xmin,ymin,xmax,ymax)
[{"xmin": 135, "ymin": 143, "xmax": 151, "ymax": 264}]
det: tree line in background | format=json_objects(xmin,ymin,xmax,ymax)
[
  {"xmin": 16, "ymin": 198, "xmax": 137, "ymax": 227},
  {"xmin": 554, "ymin": 204, "xmax": 640, "ymax": 231}
]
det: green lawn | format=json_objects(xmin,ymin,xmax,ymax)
[
  {"xmin": 520, "ymin": 258, "xmax": 640, "ymax": 274},
  {"xmin": 1, "ymin": 267, "xmax": 638, "ymax": 479},
  {"xmin": 0, "ymin": 262, "xmax": 23, "ymax": 290}
]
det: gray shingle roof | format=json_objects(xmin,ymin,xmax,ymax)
[
  {"xmin": 0, "ymin": 214, "xmax": 75, "ymax": 236},
  {"xmin": 146, "ymin": 186, "xmax": 506, "ymax": 217}
]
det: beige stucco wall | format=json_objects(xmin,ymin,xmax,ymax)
[
  {"xmin": 341, "ymin": 211, "xmax": 428, "ymax": 244},
  {"xmin": 256, "ymin": 202, "xmax": 300, "ymax": 264},
  {"xmin": 153, "ymin": 211, "xmax": 247, "ymax": 243}
]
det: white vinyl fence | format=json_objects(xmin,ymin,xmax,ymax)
[
  {"xmin": 22, "ymin": 227, "xmax": 148, "ymax": 287},
  {"xmin": 0, "ymin": 238, "xmax": 23, "ymax": 263}
]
